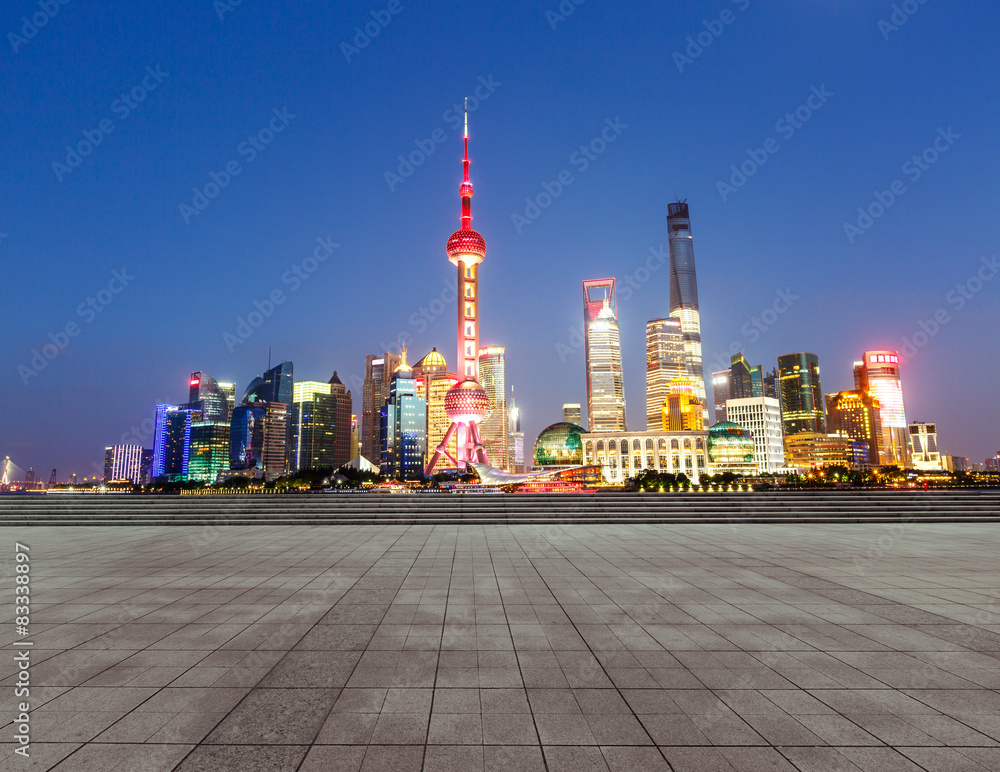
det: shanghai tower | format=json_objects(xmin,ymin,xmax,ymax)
[{"xmin": 667, "ymin": 201, "xmax": 707, "ymax": 419}]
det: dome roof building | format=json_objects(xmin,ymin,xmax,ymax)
[{"xmin": 533, "ymin": 422, "xmax": 586, "ymax": 468}]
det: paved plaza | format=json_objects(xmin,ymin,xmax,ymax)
[{"xmin": 2, "ymin": 523, "xmax": 999, "ymax": 771}]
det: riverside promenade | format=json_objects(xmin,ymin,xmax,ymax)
[{"xmin": 0, "ymin": 497, "xmax": 998, "ymax": 770}]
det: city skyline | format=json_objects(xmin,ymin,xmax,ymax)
[{"xmin": 3, "ymin": 2, "xmax": 999, "ymax": 476}]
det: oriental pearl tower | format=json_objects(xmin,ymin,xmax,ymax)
[{"xmin": 424, "ymin": 101, "xmax": 491, "ymax": 474}]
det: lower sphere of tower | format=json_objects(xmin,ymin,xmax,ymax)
[{"xmin": 445, "ymin": 380, "xmax": 489, "ymax": 423}]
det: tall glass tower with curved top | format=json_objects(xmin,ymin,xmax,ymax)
[{"xmin": 667, "ymin": 201, "xmax": 707, "ymax": 419}]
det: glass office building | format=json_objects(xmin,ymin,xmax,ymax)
[{"xmin": 778, "ymin": 352, "xmax": 825, "ymax": 436}]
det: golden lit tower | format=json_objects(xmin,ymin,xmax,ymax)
[{"xmin": 425, "ymin": 102, "xmax": 491, "ymax": 473}]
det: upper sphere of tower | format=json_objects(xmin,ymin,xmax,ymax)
[{"xmin": 446, "ymin": 228, "xmax": 486, "ymax": 262}]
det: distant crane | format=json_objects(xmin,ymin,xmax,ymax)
[{"xmin": 48, "ymin": 469, "xmax": 57, "ymax": 488}]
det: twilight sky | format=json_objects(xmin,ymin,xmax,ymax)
[{"xmin": 2, "ymin": 0, "xmax": 998, "ymax": 478}]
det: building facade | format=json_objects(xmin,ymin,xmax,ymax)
[
  {"xmin": 509, "ymin": 397, "xmax": 526, "ymax": 473},
  {"xmin": 229, "ymin": 401, "xmax": 288, "ymax": 480},
  {"xmin": 662, "ymin": 377, "xmax": 704, "ymax": 432},
  {"xmin": 645, "ymin": 317, "xmax": 686, "ymax": 430},
  {"xmin": 778, "ymin": 352, "xmax": 825, "ymax": 436},
  {"xmin": 186, "ymin": 372, "xmax": 233, "ymax": 423},
  {"xmin": 725, "ymin": 396, "xmax": 786, "ymax": 473},
  {"xmin": 584, "ymin": 284, "xmax": 627, "ymax": 432},
  {"xmin": 478, "ymin": 346, "xmax": 509, "ymax": 469},
  {"xmin": 582, "ymin": 430, "xmax": 709, "ymax": 484},
  {"xmin": 380, "ymin": 355, "xmax": 427, "ymax": 480},
  {"xmin": 103, "ymin": 444, "xmax": 142, "ymax": 483},
  {"xmin": 730, "ymin": 353, "xmax": 763, "ymax": 400},
  {"xmin": 711, "ymin": 369, "xmax": 731, "ymax": 425},
  {"xmin": 909, "ymin": 422, "xmax": 942, "ymax": 471},
  {"xmin": 361, "ymin": 351, "xmax": 400, "ymax": 464},
  {"xmin": 151, "ymin": 404, "xmax": 193, "ymax": 481},
  {"xmin": 784, "ymin": 433, "xmax": 871, "ymax": 470},
  {"xmin": 562, "ymin": 403, "xmax": 582, "ymax": 426},
  {"xmin": 855, "ymin": 352, "xmax": 911, "ymax": 467},
  {"xmin": 291, "ymin": 381, "xmax": 337, "ymax": 472},
  {"xmin": 826, "ymin": 390, "xmax": 882, "ymax": 466},
  {"xmin": 667, "ymin": 201, "xmax": 707, "ymax": 420},
  {"xmin": 188, "ymin": 421, "xmax": 230, "ymax": 483}
]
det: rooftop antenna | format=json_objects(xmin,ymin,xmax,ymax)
[{"xmin": 268, "ymin": 346, "xmax": 271, "ymax": 370}]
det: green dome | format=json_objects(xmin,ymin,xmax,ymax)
[
  {"xmin": 533, "ymin": 422, "xmax": 585, "ymax": 467},
  {"xmin": 707, "ymin": 421, "xmax": 754, "ymax": 465}
]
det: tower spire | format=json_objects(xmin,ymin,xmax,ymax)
[{"xmin": 460, "ymin": 97, "xmax": 473, "ymax": 230}]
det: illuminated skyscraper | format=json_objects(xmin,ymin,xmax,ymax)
[
  {"xmin": 244, "ymin": 360, "xmax": 294, "ymax": 470},
  {"xmin": 646, "ymin": 317, "xmax": 685, "ymax": 430},
  {"xmin": 662, "ymin": 377, "xmax": 704, "ymax": 432},
  {"xmin": 667, "ymin": 201, "xmax": 707, "ymax": 418},
  {"xmin": 291, "ymin": 381, "xmax": 336, "ymax": 472},
  {"xmin": 778, "ymin": 352, "xmax": 825, "ymax": 436},
  {"xmin": 104, "ymin": 445, "xmax": 142, "ymax": 483},
  {"xmin": 855, "ymin": 352, "xmax": 911, "ymax": 467},
  {"xmin": 189, "ymin": 421, "xmax": 230, "ymax": 483},
  {"xmin": 711, "ymin": 370, "xmax": 731, "ymax": 424},
  {"xmin": 362, "ymin": 351, "xmax": 400, "ymax": 463},
  {"xmin": 908, "ymin": 422, "xmax": 942, "ymax": 471},
  {"xmin": 186, "ymin": 372, "xmax": 233, "ymax": 422},
  {"xmin": 152, "ymin": 404, "xmax": 194, "ymax": 482},
  {"xmin": 584, "ymin": 281, "xmax": 626, "ymax": 432},
  {"xmin": 725, "ymin": 397, "xmax": 785, "ymax": 473},
  {"xmin": 478, "ymin": 346, "xmax": 508, "ymax": 469},
  {"xmin": 381, "ymin": 350, "xmax": 427, "ymax": 479},
  {"xmin": 414, "ymin": 348, "xmax": 456, "ymax": 468},
  {"xmin": 425, "ymin": 104, "xmax": 492, "ymax": 473},
  {"xmin": 328, "ymin": 372, "xmax": 353, "ymax": 470},
  {"xmin": 229, "ymin": 401, "xmax": 288, "ymax": 480},
  {"xmin": 509, "ymin": 391, "xmax": 525, "ymax": 473},
  {"xmin": 562, "ymin": 403, "xmax": 582, "ymax": 426},
  {"xmin": 826, "ymin": 390, "xmax": 883, "ymax": 464},
  {"xmin": 350, "ymin": 415, "xmax": 359, "ymax": 460}
]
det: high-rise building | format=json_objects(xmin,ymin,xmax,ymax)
[
  {"xmin": 908, "ymin": 422, "xmax": 942, "ymax": 471},
  {"xmin": 229, "ymin": 401, "xmax": 288, "ymax": 480},
  {"xmin": 646, "ymin": 317, "xmax": 685, "ymax": 430},
  {"xmin": 509, "ymin": 392, "xmax": 525, "ymax": 473},
  {"xmin": 825, "ymin": 390, "xmax": 883, "ymax": 465},
  {"xmin": 328, "ymin": 372, "xmax": 353, "ymax": 470},
  {"xmin": 584, "ymin": 281, "xmax": 626, "ymax": 432},
  {"xmin": 778, "ymin": 352, "xmax": 825, "ymax": 436},
  {"xmin": 350, "ymin": 415, "xmax": 359, "ymax": 461},
  {"xmin": 186, "ymin": 372, "xmax": 233, "ymax": 422},
  {"xmin": 711, "ymin": 370, "xmax": 731, "ymax": 425},
  {"xmin": 139, "ymin": 449, "xmax": 154, "ymax": 484},
  {"xmin": 855, "ymin": 352, "xmax": 911, "ymax": 467},
  {"xmin": 151, "ymin": 404, "xmax": 196, "ymax": 481},
  {"xmin": 188, "ymin": 421, "xmax": 230, "ymax": 483},
  {"xmin": 730, "ymin": 353, "xmax": 763, "ymax": 400},
  {"xmin": 662, "ymin": 377, "xmax": 704, "ymax": 432},
  {"xmin": 562, "ymin": 403, "xmax": 582, "ymax": 426},
  {"xmin": 725, "ymin": 397, "xmax": 785, "ymax": 473},
  {"xmin": 478, "ymin": 346, "xmax": 509, "ymax": 469},
  {"xmin": 414, "ymin": 349, "xmax": 457, "ymax": 469},
  {"xmin": 667, "ymin": 200, "xmax": 707, "ymax": 418},
  {"xmin": 362, "ymin": 352, "xmax": 401, "ymax": 464},
  {"xmin": 784, "ymin": 433, "xmax": 871, "ymax": 470},
  {"xmin": 425, "ymin": 104, "xmax": 492, "ymax": 473},
  {"xmin": 762, "ymin": 367, "xmax": 779, "ymax": 401},
  {"xmin": 380, "ymin": 350, "xmax": 427, "ymax": 480},
  {"xmin": 103, "ymin": 445, "xmax": 142, "ymax": 483},
  {"xmin": 291, "ymin": 381, "xmax": 336, "ymax": 472},
  {"xmin": 244, "ymin": 361, "xmax": 294, "ymax": 469}
]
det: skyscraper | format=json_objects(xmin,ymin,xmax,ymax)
[
  {"xmin": 667, "ymin": 201, "xmax": 707, "ymax": 418},
  {"xmin": 730, "ymin": 353, "xmax": 763, "ymax": 400},
  {"xmin": 151, "ymin": 404, "xmax": 195, "ymax": 481},
  {"xmin": 826, "ymin": 390, "xmax": 883, "ymax": 465},
  {"xmin": 478, "ymin": 346, "xmax": 508, "ymax": 469},
  {"xmin": 186, "ymin": 372, "xmax": 233, "ymax": 422},
  {"xmin": 583, "ymin": 280, "xmax": 626, "ymax": 432},
  {"xmin": 908, "ymin": 422, "xmax": 942, "ymax": 471},
  {"xmin": 244, "ymin": 361, "xmax": 294, "ymax": 470},
  {"xmin": 711, "ymin": 370, "xmax": 731, "ymax": 424},
  {"xmin": 362, "ymin": 351, "xmax": 400, "ymax": 464},
  {"xmin": 645, "ymin": 317, "xmax": 685, "ymax": 430},
  {"xmin": 381, "ymin": 350, "xmax": 427, "ymax": 480},
  {"xmin": 662, "ymin": 377, "xmax": 704, "ymax": 431},
  {"xmin": 229, "ymin": 401, "xmax": 288, "ymax": 480},
  {"xmin": 855, "ymin": 352, "xmax": 911, "ymax": 467},
  {"xmin": 188, "ymin": 421, "xmax": 230, "ymax": 483},
  {"xmin": 291, "ymin": 381, "xmax": 336, "ymax": 472},
  {"xmin": 509, "ymin": 391, "xmax": 525, "ymax": 473},
  {"xmin": 778, "ymin": 352, "xmax": 825, "ymax": 436},
  {"xmin": 414, "ymin": 348, "xmax": 457, "ymax": 469},
  {"xmin": 328, "ymin": 372, "xmax": 353, "ymax": 470},
  {"xmin": 104, "ymin": 445, "xmax": 142, "ymax": 483},
  {"xmin": 725, "ymin": 397, "xmax": 785, "ymax": 473},
  {"xmin": 425, "ymin": 103, "xmax": 492, "ymax": 473},
  {"xmin": 562, "ymin": 403, "xmax": 582, "ymax": 426}
]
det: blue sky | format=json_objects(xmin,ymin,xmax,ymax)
[{"xmin": 2, "ymin": 0, "xmax": 998, "ymax": 477}]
